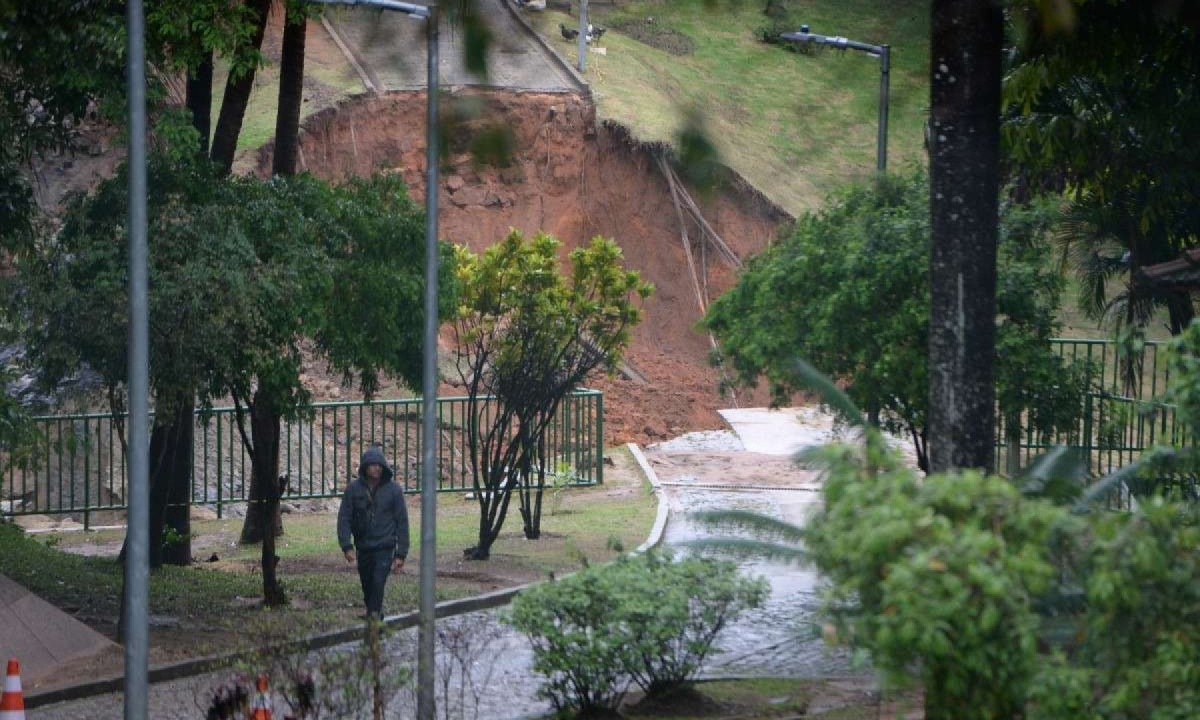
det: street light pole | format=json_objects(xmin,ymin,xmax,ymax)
[
  {"xmin": 307, "ymin": 3, "xmax": 439, "ymax": 718},
  {"xmin": 418, "ymin": 6, "xmax": 440, "ymax": 720},
  {"xmin": 782, "ymin": 26, "xmax": 890, "ymax": 172},
  {"xmin": 123, "ymin": 1, "xmax": 150, "ymax": 718}
]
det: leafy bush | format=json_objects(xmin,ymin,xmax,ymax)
[
  {"xmin": 804, "ymin": 442, "xmax": 1066, "ymax": 719},
  {"xmin": 787, "ymin": 363, "xmax": 1200, "ymax": 719},
  {"xmin": 1028, "ymin": 499, "xmax": 1200, "ymax": 720},
  {"xmin": 614, "ymin": 551, "xmax": 768, "ymax": 695},
  {"xmin": 506, "ymin": 550, "xmax": 766, "ymax": 716}
]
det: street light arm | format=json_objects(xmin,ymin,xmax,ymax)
[
  {"xmin": 780, "ymin": 30, "xmax": 883, "ymax": 56},
  {"xmin": 306, "ymin": 0, "xmax": 430, "ymax": 19},
  {"xmin": 780, "ymin": 27, "xmax": 889, "ymax": 173}
]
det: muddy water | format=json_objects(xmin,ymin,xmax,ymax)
[{"xmin": 648, "ymin": 428, "xmax": 868, "ymax": 681}]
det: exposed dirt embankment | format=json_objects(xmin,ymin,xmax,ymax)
[{"xmin": 258, "ymin": 90, "xmax": 790, "ymax": 444}]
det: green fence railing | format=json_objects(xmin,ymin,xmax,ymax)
[
  {"xmin": 1, "ymin": 390, "xmax": 603, "ymax": 527},
  {"xmin": 996, "ymin": 339, "xmax": 1197, "ymax": 504}
]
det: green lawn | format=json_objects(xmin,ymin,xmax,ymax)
[
  {"xmin": 528, "ymin": 0, "xmax": 931, "ymax": 215},
  {"xmin": 1, "ymin": 445, "xmax": 657, "ymax": 659}
]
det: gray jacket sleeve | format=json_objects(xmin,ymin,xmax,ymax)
[
  {"xmin": 337, "ymin": 486, "xmax": 354, "ymax": 552},
  {"xmin": 394, "ymin": 487, "xmax": 410, "ymax": 559}
]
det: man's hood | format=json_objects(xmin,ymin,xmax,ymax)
[{"xmin": 358, "ymin": 447, "xmax": 395, "ymax": 483}]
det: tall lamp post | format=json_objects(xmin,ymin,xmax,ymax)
[
  {"xmin": 123, "ymin": 1, "xmax": 150, "ymax": 718},
  {"xmin": 782, "ymin": 25, "xmax": 890, "ymax": 173},
  {"xmin": 306, "ymin": 3, "xmax": 440, "ymax": 719}
]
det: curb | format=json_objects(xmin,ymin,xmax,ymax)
[
  {"xmin": 627, "ymin": 442, "xmax": 668, "ymax": 554},
  {"xmin": 26, "ymin": 444, "xmax": 665, "ymax": 709}
]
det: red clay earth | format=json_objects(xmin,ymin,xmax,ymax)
[{"xmin": 255, "ymin": 89, "xmax": 790, "ymax": 443}]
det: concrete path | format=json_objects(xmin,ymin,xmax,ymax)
[
  {"xmin": 0, "ymin": 574, "xmax": 116, "ymax": 689},
  {"xmin": 322, "ymin": 0, "xmax": 584, "ymax": 92}
]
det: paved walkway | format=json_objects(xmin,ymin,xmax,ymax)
[
  {"xmin": 323, "ymin": 0, "xmax": 584, "ymax": 92},
  {"xmin": 0, "ymin": 574, "xmax": 116, "ymax": 689},
  {"xmin": 31, "ymin": 408, "xmax": 869, "ymax": 719}
]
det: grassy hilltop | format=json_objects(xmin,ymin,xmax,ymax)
[{"xmin": 529, "ymin": 0, "xmax": 931, "ymax": 215}]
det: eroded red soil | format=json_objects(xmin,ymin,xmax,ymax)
[{"xmin": 260, "ymin": 90, "xmax": 789, "ymax": 443}]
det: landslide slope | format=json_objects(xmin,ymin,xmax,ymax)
[{"xmin": 261, "ymin": 90, "xmax": 788, "ymax": 443}]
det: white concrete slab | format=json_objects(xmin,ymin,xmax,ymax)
[{"xmin": 718, "ymin": 406, "xmax": 843, "ymax": 456}]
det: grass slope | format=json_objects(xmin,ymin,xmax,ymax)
[{"xmin": 528, "ymin": 0, "xmax": 931, "ymax": 215}]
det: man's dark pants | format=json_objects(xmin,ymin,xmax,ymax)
[{"xmin": 357, "ymin": 548, "xmax": 393, "ymax": 616}]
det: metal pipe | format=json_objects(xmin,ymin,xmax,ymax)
[
  {"xmin": 577, "ymin": 0, "xmax": 588, "ymax": 73},
  {"xmin": 306, "ymin": 0, "xmax": 429, "ymax": 18},
  {"xmin": 418, "ymin": 6, "xmax": 440, "ymax": 720},
  {"xmin": 877, "ymin": 44, "xmax": 889, "ymax": 172},
  {"xmin": 123, "ymin": 0, "xmax": 150, "ymax": 717}
]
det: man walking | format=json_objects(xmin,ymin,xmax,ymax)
[{"xmin": 338, "ymin": 447, "xmax": 410, "ymax": 618}]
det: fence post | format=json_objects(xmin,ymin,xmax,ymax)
[
  {"xmin": 216, "ymin": 415, "xmax": 223, "ymax": 519},
  {"xmin": 83, "ymin": 419, "xmax": 91, "ymax": 530},
  {"xmin": 595, "ymin": 391, "xmax": 604, "ymax": 485},
  {"xmin": 1082, "ymin": 392, "xmax": 1095, "ymax": 476}
]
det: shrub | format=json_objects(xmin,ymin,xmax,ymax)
[
  {"xmin": 804, "ymin": 451, "xmax": 1066, "ymax": 720},
  {"xmin": 614, "ymin": 551, "xmax": 767, "ymax": 695},
  {"xmin": 506, "ymin": 550, "xmax": 766, "ymax": 716}
]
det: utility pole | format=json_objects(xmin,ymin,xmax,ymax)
[{"xmin": 577, "ymin": 0, "xmax": 588, "ymax": 72}]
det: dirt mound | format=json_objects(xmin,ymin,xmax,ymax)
[{"xmin": 259, "ymin": 90, "xmax": 789, "ymax": 444}]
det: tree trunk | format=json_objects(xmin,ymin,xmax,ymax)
[
  {"xmin": 239, "ymin": 387, "xmax": 287, "ymax": 606},
  {"xmin": 1166, "ymin": 291, "xmax": 1194, "ymax": 335},
  {"xmin": 927, "ymin": 0, "xmax": 1004, "ymax": 473},
  {"xmin": 122, "ymin": 398, "xmax": 193, "ymax": 569},
  {"xmin": 239, "ymin": 391, "xmax": 284, "ymax": 545},
  {"xmin": 209, "ymin": 0, "xmax": 272, "ymax": 175},
  {"xmin": 185, "ymin": 50, "xmax": 214, "ymax": 156},
  {"xmin": 162, "ymin": 400, "xmax": 194, "ymax": 566},
  {"xmin": 465, "ymin": 462, "xmax": 516, "ymax": 560},
  {"xmin": 519, "ymin": 427, "xmax": 546, "ymax": 539},
  {"xmin": 272, "ymin": 3, "xmax": 306, "ymax": 176},
  {"xmin": 465, "ymin": 408, "xmax": 523, "ymax": 560}
]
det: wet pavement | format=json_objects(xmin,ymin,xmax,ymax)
[{"xmin": 33, "ymin": 409, "xmax": 872, "ymax": 719}]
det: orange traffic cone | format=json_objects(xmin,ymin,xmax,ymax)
[
  {"xmin": 248, "ymin": 673, "xmax": 272, "ymax": 720},
  {"xmin": 0, "ymin": 658, "xmax": 24, "ymax": 720}
]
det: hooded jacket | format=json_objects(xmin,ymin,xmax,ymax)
[{"xmin": 337, "ymin": 447, "xmax": 410, "ymax": 557}]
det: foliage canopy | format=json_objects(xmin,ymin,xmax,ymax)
[
  {"xmin": 452, "ymin": 231, "xmax": 651, "ymax": 557},
  {"xmin": 704, "ymin": 170, "xmax": 1089, "ymax": 472}
]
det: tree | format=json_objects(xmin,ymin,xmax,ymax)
[
  {"xmin": 451, "ymin": 231, "xmax": 651, "ymax": 559},
  {"xmin": 704, "ymin": 170, "xmax": 1088, "ymax": 474},
  {"xmin": 214, "ymin": 172, "xmax": 448, "ymax": 604},
  {"xmin": 927, "ymin": 0, "xmax": 1005, "ymax": 473},
  {"xmin": 10, "ymin": 147, "xmax": 442, "ymax": 604},
  {"xmin": 1004, "ymin": 1, "xmax": 1200, "ymax": 336},
  {"xmin": 13, "ymin": 152, "xmax": 255, "ymax": 569},
  {"xmin": 146, "ymin": 0, "xmax": 268, "ymax": 155},
  {"xmin": 0, "ymin": 1, "xmax": 127, "ymax": 240}
]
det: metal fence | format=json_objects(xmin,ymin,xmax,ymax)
[
  {"xmin": 1, "ymin": 390, "xmax": 603, "ymax": 526},
  {"xmin": 996, "ymin": 339, "xmax": 1196, "ymax": 481}
]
